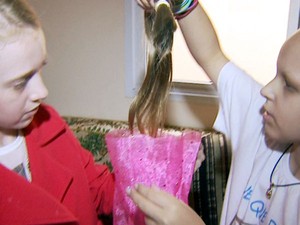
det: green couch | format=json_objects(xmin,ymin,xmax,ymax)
[{"xmin": 64, "ymin": 116, "xmax": 231, "ymax": 225}]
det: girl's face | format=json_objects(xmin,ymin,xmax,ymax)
[
  {"xmin": 261, "ymin": 31, "xmax": 300, "ymax": 145},
  {"xmin": 0, "ymin": 28, "xmax": 48, "ymax": 131}
]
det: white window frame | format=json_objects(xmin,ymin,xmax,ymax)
[{"xmin": 125, "ymin": 1, "xmax": 300, "ymax": 98}]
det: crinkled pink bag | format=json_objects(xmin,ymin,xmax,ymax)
[{"xmin": 105, "ymin": 129, "xmax": 202, "ymax": 225}]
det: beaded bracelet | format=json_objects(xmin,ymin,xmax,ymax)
[
  {"xmin": 173, "ymin": 0, "xmax": 198, "ymax": 20},
  {"xmin": 172, "ymin": 0, "xmax": 192, "ymax": 14}
]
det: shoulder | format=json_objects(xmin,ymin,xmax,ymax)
[{"xmin": 217, "ymin": 62, "xmax": 263, "ymax": 98}]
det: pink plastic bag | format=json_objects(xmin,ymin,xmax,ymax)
[{"xmin": 105, "ymin": 129, "xmax": 202, "ymax": 225}]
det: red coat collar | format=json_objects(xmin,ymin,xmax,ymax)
[
  {"xmin": 24, "ymin": 104, "xmax": 74, "ymax": 200},
  {"xmin": 0, "ymin": 104, "xmax": 79, "ymax": 225},
  {"xmin": 24, "ymin": 104, "xmax": 66, "ymax": 146}
]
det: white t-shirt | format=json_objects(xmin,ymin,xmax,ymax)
[
  {"xmin": 0, "ymin": 132, "xmax": 31, "ymax": 181},
  {"xmin": 214, "ymin": 62, "xmax": 300, "ymax": 225}
]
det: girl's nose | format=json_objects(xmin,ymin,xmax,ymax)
[
  {"xmin": 261, "ymin": 77, "xmax": 276, "ymax": 100},
  {"xmin": 29, "ymin": 73, "xmax": 48, "ymax": 102}
]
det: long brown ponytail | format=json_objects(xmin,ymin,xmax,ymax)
[{"xmin": 128, "ymin": 1, "xmax": 177, "ymax": 137}]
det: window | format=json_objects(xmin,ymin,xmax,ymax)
[{"xmin": 125, "ymin": 0, "xmax": 300, "ymax": 98}]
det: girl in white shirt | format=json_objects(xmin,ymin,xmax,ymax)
[{"xmin": 127, "ymin": 1, "xmax": 300, "ymax": 224}]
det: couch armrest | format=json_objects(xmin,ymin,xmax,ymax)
[{"xmin": 190, "ymin": 131, "xmax": 231, "ymax": 225}]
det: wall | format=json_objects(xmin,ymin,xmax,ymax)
[{"xmin": 29, "ymin": 0, "xmax": 218, "ymax": 129}]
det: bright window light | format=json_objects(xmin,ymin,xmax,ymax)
[{"xmin": 173, "ymin": 0, "xmax": 293, "ymax": 85}]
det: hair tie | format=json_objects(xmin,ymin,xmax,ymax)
[{"xmin": 155, "ymin": 0, "xmax": 170, "ymax": 11}]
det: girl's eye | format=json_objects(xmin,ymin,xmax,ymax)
[
  {"xmin": 14, "ymin": 77, "xmax": 30, "ymax": 90},
  {"xmin": 284, "ymin": 79, "xmax": 295, "ymax": 92},
  {"xmin": 14, "ymin": 81, "xmax": 26, "ymax": 90},
  {"xmin": 13, "ymin": 70, "xmax": 37, "ymax": 90}
]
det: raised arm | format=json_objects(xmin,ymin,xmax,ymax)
[
  {"xmin": 177, "ymin": 3, "xmax": 229, "ymax": 84},
  {"xmin": 137, "ymin": 0, "xmax": 229, "ymax": 84}
]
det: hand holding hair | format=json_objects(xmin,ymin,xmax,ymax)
[
  {"xmin": 136, "ymin": 0, "xmax": 155, "ymax": 10},
  {"xmin": 126, "ymin": 184, "xmax": 206, "ymax": 225},
  {"xmin": 136, "ymin": 0, "xmax": 199, "ymax": 19}
]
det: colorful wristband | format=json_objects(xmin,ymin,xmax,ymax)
[
  {"xmin": 174, "ymin": 0, "xmax": 198, "ymax": 20},
  {"xmin": 173, "ymin": 0, "xmax": 193, "ymax": 14}
]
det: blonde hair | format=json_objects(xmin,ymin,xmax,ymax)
[
  {"xmin": 0, "ymin": 0, "xmax": 40, "ymax": 42},
  {"xmin": 128, "ymin": 2, "xmax": 177, "ymax": 137}
]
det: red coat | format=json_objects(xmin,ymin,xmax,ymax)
[{"xmin": 0, "ymin": 104, "xmax": 115, "ymax": 225}]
